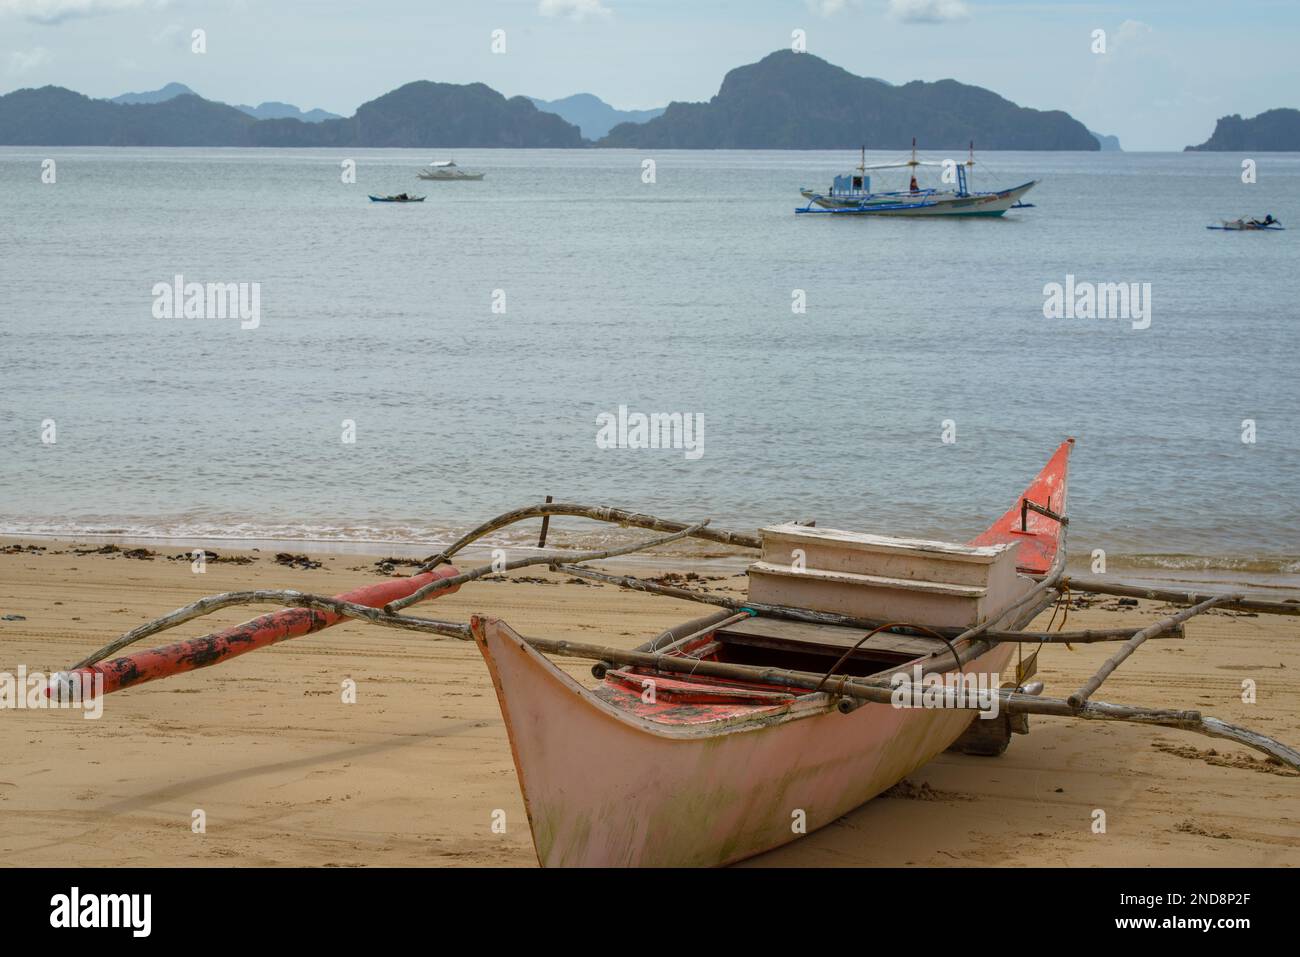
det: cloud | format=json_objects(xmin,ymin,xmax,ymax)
[
  {"xmin": 0, "ymin": 0, "xmax": 160, "ymax": 25},
  {"xmin": 1114, "ymin": 19, "xmax": 1153, "ymax": 50},
  {"xmin": 7, "ymin": 45, "xmax": 48, "ymax": 73},
  {"xmin": 538, "ymin": 0, "xmax": 611, "ymax": 22},
  {"xmin": 806, "ymin": 0, "xmax": 862, "ymax": 16},
  {"xmin": 151, "ymin": 21, "xmax": 182, "ymax": 44},
  {"xmin": 887, "ymin": 0, "xmax": 969, "ymax": 23}
]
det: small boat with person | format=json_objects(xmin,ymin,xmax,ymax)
[
  {"xmin": 418, "ymin": 160, "xmax": 485, "ymax": 181},
  {"xmin": 1207, "ymin": 214, "xmax": 1283, "ymax": 231},
  {"xmin": 369, "ymin": 193, "xmax": 426, "ymax": 203},
  {"xmin": 798, "ymin": 141, "xmax": 1037, "ymax": 217}
]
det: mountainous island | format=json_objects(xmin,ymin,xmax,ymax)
[
  {"xmin": 0, "ymin": 82, "xmax": 583, "ymax": 147},
  {"xmin": 1184, "ymin": 108, "xmax": 1300, "ymax": 151},
  {"xmin": 111, "ymin": 82, "xmax": 341, "ymax": 122},
  {"xmin": 528, "ymin": 93, "xmax": 664, "ymax": 140},
  {"xmin": 110, "ymin": 81, "xmax": 197, "ymax": 105},
  {"xmin": 1, "ymin": 51, "xmax": 1109, "ymax": 149},
  {"xmin": 597, "ymin": 51, "xmax": 1099, "ymax": 150}
]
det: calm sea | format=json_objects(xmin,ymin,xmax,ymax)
[{"xmin": 2, "ymin": 147, "xmax": 1297, "ymax": 580}]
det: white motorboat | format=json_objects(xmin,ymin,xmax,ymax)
[{"xmin": 417, "ymin": 160, "xmax": 485, "ymax": 181}]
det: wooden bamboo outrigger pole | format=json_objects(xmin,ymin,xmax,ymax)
[
  {"xmin": 551, "ymin": 563, "xmax": 1166, "ymax": 645},
  {"xmin": 415, "ymin": 502, "xmax": 761, "ymax": 574},
  {"xmin": 53, "ymin": 583, "xmax": 1300, "ymax": 770},
  {"xmin": 471, "ymin": 620, "xmax": 1300, "ymax": 770},
  {"xmin": 384, "ymin": 521, "xmax": 711, "ymax": 614},
  {"xmin": 1063, "ymin": 577, "xmax": 1300, "ymax": 616},
  {"xmin": 50, "ymin": 498, "xmax": 1300, "ymax": 773},
  {"xmin": 1066, "ymin": 595, "xmax": 1236, "ymax": 709},
  {"xmin": 63, "ymin": 521, "xmax": 712, "ymax": 673}
]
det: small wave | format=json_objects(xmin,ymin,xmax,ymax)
[
  {"xmin": 0, "ymin": 515, "xmax": 750, "ymax": 565},
  {"xmin": 1101, "ymin": 553, "xmax": 1300, "ymax": 575},
  {"xmin": 3, "ymin": 518, "xmax": 1296, "ymax": 579}
]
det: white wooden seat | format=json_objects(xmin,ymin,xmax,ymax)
[{"xmin": 747, "ymin": 524, "xmax": 1024, "ymax": 629}]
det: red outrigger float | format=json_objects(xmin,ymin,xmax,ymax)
[{"xmin": 52, "ymin": 439, "xmax": 1300, "ymax": 867}]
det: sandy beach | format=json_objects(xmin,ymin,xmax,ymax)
[{"xmin": 1, "ymin": 537, "xmax": 1296, "ymax": 867}]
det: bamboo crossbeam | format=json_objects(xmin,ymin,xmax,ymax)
[
  {"xmin": 651, "ymin": 611, "xmax": 754, "ymax": 657},
  {"xmin": 386, "ymin": 520, "xmax": 711, "ymax": 614},
  {"xmin": 554, "ymin": 563, "xmax": 1118, "ymax": 644},
  {"xmin": 1066, "ymin": 595, "xmax": 1238, "ymax": 709},
  {"xmin": 899, "ymin": 527, "xmax": 1070, "ymax": 687},
  {"xmin": 417, "ymin": 503, "xmax": 760, "ymax": 573},
  {"xmin": 1063, "ymin": 577, "xmax": 1299, "ymax": 616},
  {"xmin": 502, "ymin": 627, "xmax": 1300, "ymax": 769},
  {"xmin": 1014, "ymin": 624, "xmax": 1185, "ymax": 643},
  {"xmin": 50, "ymin": 578, "xmax": 1299, "ymax": 767},
  {"xmin": 641, "ymin": 609, "xmax": 743, "ymax": 653}
]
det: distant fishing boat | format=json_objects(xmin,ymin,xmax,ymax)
[
  {"xmin": 418, "ymin": 160, "xmax": 485, "ymax": 181},
  {"xmin": 797, "ymin": 141, "xmax": 1037, "ymax": 218},
  {"xmin": 369, "ymin": 193, "xmax": 426, "ymax": 203},
  {"xmin": 1207, "ymin": 215, "xmax": 1283, "ymax": 231}
]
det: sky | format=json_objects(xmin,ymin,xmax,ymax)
[{"xmin": 1, "ymin": 0, "xmax": 1296, "ymax": 150}]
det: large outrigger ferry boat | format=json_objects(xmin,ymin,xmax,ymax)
[{"xmin": 798, "ymin": 140, "xmax": 1037, "ymax": 217}]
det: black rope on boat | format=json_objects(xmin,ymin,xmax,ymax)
[{"xmin": 813, "ymin": 622, "xmax": 954, "ymax": 693}]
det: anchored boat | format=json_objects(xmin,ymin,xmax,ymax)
[
  {"xmin": 1207, "ymin": 215, "xmax": 1284, "ymax": 231},
  {"xmin": 798, "ymin": 141, "xmax": 1037, "ymax": 217},
  {"xmin": 369, "ymin": 193, "xmax": 426, "ymax": 203},
  {"xmin": 418, "ymin": 160, "xmax": 485, "ymax": 181},
  {"xmin": 51, "ymin": 438, "xmax": 1300, "ymax": 867}
]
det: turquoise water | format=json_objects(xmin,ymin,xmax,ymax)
[{"xmin": 1, "ymin": 147, "xmax": 1297, "ymax": 575}]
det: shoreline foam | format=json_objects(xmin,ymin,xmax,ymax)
[{"xmin": 4, "ymin": 530, "xmax": 1297, "ymax": 592}]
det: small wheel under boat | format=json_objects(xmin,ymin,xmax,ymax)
[{"xmin": 948, "ymin": 713, "xmax": 1017, "ymax": 757}]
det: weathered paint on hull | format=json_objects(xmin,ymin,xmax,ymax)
[{"xmin": 474, "ymin": 615, "xmax": 1018, "ymax": 867}]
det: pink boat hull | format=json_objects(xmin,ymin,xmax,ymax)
[
  {"xmin": 474, "ymin": 615, "xmax": 1019, "ymax": 867},
  {"xmin": 473, "ymin": 440, "xmax": 1072, "ymax": 867}
]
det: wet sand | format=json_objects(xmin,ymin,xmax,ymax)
[{"xmin": 1, "ymin": 539, "xmax": 1296, "ymax": 867}]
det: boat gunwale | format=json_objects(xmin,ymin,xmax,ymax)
[
  {"xmin": 476, "ymin": 615, "xmax": 843, "ymax": 740},
  {"xmin": 472, "ymin": 588, "xmax": 1052, "ymax": 740}
]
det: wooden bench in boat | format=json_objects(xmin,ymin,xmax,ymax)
[
  {"xmin": 711, "ymin": 616, "xmax": 940, "ymax": 679},
  {"xmin": 747, "ymin": 523, "xmax": 1023, "ymax": 629}
]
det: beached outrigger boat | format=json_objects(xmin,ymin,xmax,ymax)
[
  {"xmin": 51, "ymin": 439, "xmax": 1300, "ymax": 867},
  {"xmin": 472, "ymin": 441, "xmax": 1074, "ymax": 865},
  {"xmin": 798, "ymin": 141, "xmax": 1037, "ymax": 218}
]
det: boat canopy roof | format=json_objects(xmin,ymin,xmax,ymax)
[
  {"xmin": 428, "ymin": 160, "xmax": 457, "ymax": 167},
  {"xmin": 859, "ymin": 160, "xmax": 947, "ymax": 170}
]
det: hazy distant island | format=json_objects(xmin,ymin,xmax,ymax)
[
  {"xmin": 111, "ymin": 82, "xmax": 342, "ymax": 122},
  {"xmin": 1185, "ymin": 108, "xmax": 1300, "ymax": 150},
  {"xmin": 1089, "ymin": 130, "xmax": 1122, "ymax": 151},
  {"xmin": 597, "ymin": 51, "xmax": 1099, "ymax": 150},
  {"xmin": 0, "ymin": 82, "xmax": 583, "ymax": 147},
  {"xmin": 1, "ymin": 50, "xmax": 1109, "ymax": 149},
  {"xmin": 528, "ymin": 93, "xmax": 664, "ymax": 140}
]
